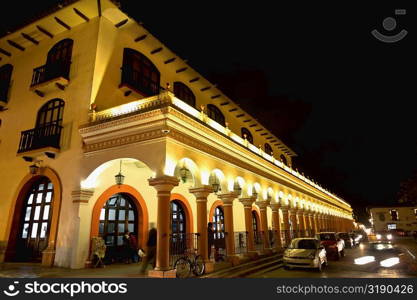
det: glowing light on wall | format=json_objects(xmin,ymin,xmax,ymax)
[
  {"xmin": 354, "ymin": 256, "xmax": 375, "ymax": 265},
  {"xmin": 81, "ymin": 161, "xmax": 113, "ymax": 189},
  {"xmin": 164, "ymin": 158, "xmax": 177, "ymax": 176},
  {"xmin": 380, "ymin": 257, "xmax": 399, "ymax": 267},
  {"xmin": 227, "ymin": 178, "xmax": 235, "ymax": 192},
  {"xmin": 200, "ymin": 170, "xmax": 210, "ymax": 185}
]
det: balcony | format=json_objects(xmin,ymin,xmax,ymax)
[
  {"xmin": 119, "ymin": 66, "xmax": 160, "ymax": 98},
  {"xmin": 0, "ymin": 81, "xmax": 10, "ymax": 109},
  {"xmin": 30, "ymin": 62, "xmax": 70, "ymax": 96},
  {"xmin": 17, "ymin": 124, "xmax": 63, "ymax": 158}
]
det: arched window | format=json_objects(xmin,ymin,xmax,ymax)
[
  {"xmin": 121, "ymin": 48, "xmax": 160, "ymax": 97},
  {"xmin": 241, "ymin": 127, "xmax": 253, "ymax": 144},
  {"xmin": 264, "ymin": 143, "xmax": 273, "ymax": 156},
  {"xmin": 16, "ymin": 177, "xmax": 53, "ymax": 262},
  {"xmin": 213, "ymin": 206, "xmax": 225, "ymax": 239},
  {"xmin": 46, "ymin": 39, "xmax": 73, "ymax": 80},
  {"xmin": 171, "ymin": 200, "xmax": 186, "ymax": 235},
  {"xmin": 280, "ymin": 154, "xmax": 288, "ymax": 166},
  {"xmin": 206, "ymin": 104, "xmax": 225, "ymax": 127},
  {"xmin": 99, "ymin": 193, "xmax": 138, "ymax": 260},
  {"xmin": 174, "ymin": 82, "xmax": 196, "ymax": 107},
  {"xmin": 170, "ymin": 200, "xmax": 187, "ymax": 255},
  {"xmin": 0, "ymin": 64, "xmax": 13, "ymax": 104},
  {"xmin": 252, "ymin": 211, "xmax": 262, "ymax": 247},
  {"xmin": 36, "ymin": 99, "xmax": 65, "ymax": 128}
]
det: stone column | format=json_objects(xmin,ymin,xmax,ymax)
[
  {"xmin": 189, "ymin": 185, "xmax": 213, "ymax": 264},
  {"xmin": 306, "ymin": 211, "xmax": 316, "ymax": 236},
  {"xmin": 297, "ymin": 209, "xmax": 306, "ymax": 237},
  {"xmin": 289, "ymin": 208, "xmax": 298, "ymax": 238},
  {"xmin": 312, "ymin": 213, "xmax": 319, "ymax": 233},
  {"xmin": 218, "ymin": 192, "xmax": 238, "ymax": 260},
  {"xmin": 281, "ymin": 207, "xmax": 291, "ymax": 245},
  {"xmin": 239, "ymin": 197, "xmax": 257, "ymax": 254},
  {"xmin": 148, "ymin": 176, "xmax": 179, "ymax": 277},
  {"xmin": 71, "ymin": 188, "xmax": 95, "ymax": 269},
  {"xmin": 270, "ymin": 203, "xmax": 282, "ymax": 249},
  {"xmin": 255, "ymin": 200, "xmax": 271, "ymax": 250}
]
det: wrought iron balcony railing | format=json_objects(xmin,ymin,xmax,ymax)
[
  {"xmin": 120, "ymin": 66, "xmax": 160, "ymax": 97},
  {"xmin": 31, "ymin": 62, "xmax": 71, "ymax": 87},
  {"xmin": 18, "ymin": 124, "xmax": 63, "ymax": 153}
]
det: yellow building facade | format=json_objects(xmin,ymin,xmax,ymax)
[{"xmin": 0, "ymin": 0, "xmax": 354, "ymax": 276}]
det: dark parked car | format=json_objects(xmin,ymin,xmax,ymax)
[{"xmin": 336, "ymin": 232, "xmax": 354, "ymax": 248}]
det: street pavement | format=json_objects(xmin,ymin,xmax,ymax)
[{"xmin": 248, "ymin": 238, "xmax": 417, "ymax": 278}]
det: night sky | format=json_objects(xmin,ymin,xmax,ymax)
[{"xmin": 1, "ymin": 1, "xmax": 415, "ymax": 223}]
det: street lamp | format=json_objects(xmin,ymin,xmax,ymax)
[
  {"xmin": 115, "ymin": 160, "xmax": 125, "ymax": 186},
  {"xmin": 179, "ymin": 163, "xmax": 190, "ymax": 183}
]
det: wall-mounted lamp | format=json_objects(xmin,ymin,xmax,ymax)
[{"xmin": 115, "ymin": 160, "xmax": 125, "ymax": 186}]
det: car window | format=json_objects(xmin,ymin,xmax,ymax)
[
  {"xmin": 319, "ymin": 233, "xmax": 336, "ymax": 241},
  {"xmin": 290, "ymin": 239, "xmax": 317, "ymax": 249}
]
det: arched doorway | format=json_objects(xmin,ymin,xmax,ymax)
[
  {"xmin": 98, "ymin": 193, "xmax": 138, "ymax": 263},
  {"xmin": 212, "ymin": 205, "xmax": 226, "ymax": 257},
  {"xmin": 252, "ymin": 210, "xmax": 262, "ymax": 249},
  {"xmin": 14, "ymin": 177, "xmax": 54, "ymax": 262},
  {"xmin": 170, "ymin": 200, "xmax": 187, "ymax": 256}
]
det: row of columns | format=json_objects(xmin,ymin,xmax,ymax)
[{"xmin": 147, "ymin": 175, "xmax": 353, "ymax": 277}]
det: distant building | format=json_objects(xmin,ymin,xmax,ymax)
[{"xmin": 368, "ymin": 205, "xmax": 417, "ymax": 232}]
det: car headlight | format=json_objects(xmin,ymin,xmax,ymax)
[
  {"xmin": 376, "ymin": 234, "xmax": 382, "ymax": 239},
  {"xmin": 386, "ymin": 234, "xmax": 392, "ymax": 240}
]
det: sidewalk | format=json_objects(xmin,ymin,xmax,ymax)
[{"xmin": 0, "ymin": 262, "xmax": 150, "ymax": 278}]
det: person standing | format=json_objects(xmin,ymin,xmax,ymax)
[
  {"xmin": 139, "ymin": 222, "xmax": 157, "ymax": 274},
  {"xmin": 129, "ymin": 232, "xmax": 139, "ymax": 263},
  {"xmin": 207, "ymin": 222, "xmax": 214, "ymax": 260},
  {"xmin": 122, "ymin": 231, "xmax": 131, "ymax": 264}
]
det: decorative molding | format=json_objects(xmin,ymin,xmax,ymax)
[{"xmin": 71, "ymin": 189, "xmax": 95, "ymax": 203}]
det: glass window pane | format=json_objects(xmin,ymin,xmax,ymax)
[
  {"xmin": 118, "ymin": 223, "xmax": 125, "ymax": 233},
  {"xmin": 43, "ymin": 205, "xmax": 50, "ymax": 220},
  {"xmin": 40, "ymin": 222, "xmax": 48, "ymax": 238},
  {"xmin": 45, "ymin": 192, "xmax": 52, "ymax": 203},
  {"xmin": 108, "ymin": 197, "xmax": 117, "ymax": 206},
  {"xmin": 107, "ymin": 223, "xmax": 115, "ymax": 233},
  {"xmin": 118, "ymin": 210, "xmax": 126, "ymax": 220},
  {"xmin": 34, "ymin": 206, "xmax": 41, "ymax": 220},
  {"xmin": 120, "ymin": 198, "xmax": 125, "ymax": 206},
  {"xmin": 128, "ymin": 223, "xmax": 134, "ymax": 232},
  {"xmin": 106, "ymin": 236, "xmax": 114, "ymax": 245},
  {"xmin": 22, "ymin": 223, "xmax": 29, "ymax": 238},
  {"xmin": 38, "ymin": 184, "xmax": 44, "ymax": 191},
  {"xmin": 117, "ymin": 235, "xmax": 124, "ymax": 246},
  {"xmin": 25, "ymin": 207, "xmax": 32, "ymax": 221},
  {"xmin": 47, "ymin": 182, "xmax": 53, "ymax": 190},
  {"xmin": 108, "ymin": 209, "xmax": 116, "ymax": 220},
  {"xmin": 99, "ymin": 223, "xmax": 104, "ymax": 234},
  {"xmin": 100, "ymin": 209, "xmax": 105, "ymax": 220},
  {"xmin": 27, "ymin": 194, "xmax": 34, "ymax": 205},
  {"xmin": 36, "ymin": 193, "xmax": 43, "ymax": 204},
  {"xmin": 128, "ymin": 210, "xmax": 134, "ymax": 221},
  {"xmin": 31, "ymin": 223, "xmax": 39, "ymax": 238}
]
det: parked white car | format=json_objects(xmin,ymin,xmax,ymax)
[{"xmin": 283, "ymin": 238, "xmax": 327, "ymax": 271}]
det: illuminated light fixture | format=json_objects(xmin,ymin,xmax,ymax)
[
  {"xmin": 115, "ymin": 160, "xmax": 125, "ymax": 186},
  {"xmin": 376, "ymin": 234, "xmax": 382, "ymax": 240},
  {"xmin": 252, "ymin": 190, "xmax": 258, "ymax": 199},
  {"xmin": 386, "ymin": 234, "xmax": 393, "ymax": 240},
  {"xmin": 179, "ymin": 162, "xmax": 190, "ymax": 183},
  {"xmin": 233, "ymin": 181, "xmax": 242, "ymax": 196},
  {"xmin": 211, "ymin": 175, "xmax": 221, "ymax": 194},
  {"xmin": 380, "ymin": 257, "xmax": 399, "ymax": 267},
  {"xmin": 354, "ymin": 256, "xmax": 375, "ymax": 265},
  {"xmin": 29, "ymin": 160, "xmax": 42, "ymax": 174}
]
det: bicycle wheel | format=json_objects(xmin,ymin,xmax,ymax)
[
  {"xmin": 192, "ymin": 255, "xmax": 205, "ymax": 276},
  {"xmin": 174, "ymin": 257, "xmax": 191, "ymax": 278}
]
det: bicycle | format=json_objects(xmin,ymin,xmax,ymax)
[{"xmin": 174, "ymin": 249, "xmax": 205, "ymax": 278}]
